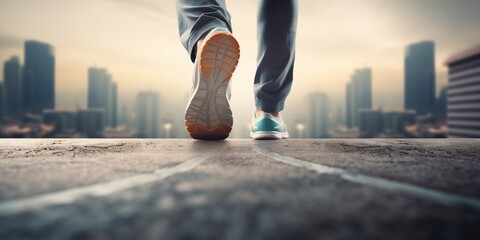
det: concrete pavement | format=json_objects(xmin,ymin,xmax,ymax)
[{"xmin": 0, "ymin": 139, "xmax": 479, "ymax": 240}]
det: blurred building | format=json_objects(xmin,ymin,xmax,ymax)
[
  {"xmin": 23, "ymin": 40, "xmax": 55, "ymax": 114},
  {"xmin": 307, "ymin": 92, "xmax": 330, "ymax": 138},
  {"xmin": 0, "ymin": 82, "xmax": 5, "ymax": 122},
  {"xmin": 435, "ymin": 86, "xmax": 448, "ymax": 123},
  {"xmin": 0, "ymin": 114, "xmax": 54, "ymax": 138},
  {"xmin": 382, "ymin": 110, "xmax": 416, "ymax": 136},
  {"xmin": 333, "ymin": 104, "xmax": 344, "ymax": 128},
  {"xmin": 405, "ymin": 41, "xmax": 436, "ymax": 115},
  {"xmin": 111, "ymin": 82, "xmax": 118, "ymax": 128},
  {"xmin": 103, "ymin": 127, "xmax": 135, "ymax": 138},
  {"xmin": 405, "ymin": 113, "xmax": 447, "ymax": 138},
  {"xmin": 346, "ymin": 83, "xmax": 351, "ymax": 128},
  {"xmin": 43, "ymin": 110, "xmax": 77, "ymax": 134},
  {"xmin": 136, "ymin": 91, "xmax": 160, "ymax": 138},
  {"xmin": 3, "ymin": 56, "xmax": 22, "ymax": 118},
  {"xmin": 445, "ymin": 45, "xmax": 480, "ymax": 138},
  {"xmin": 76, "ymin": 109, "xmax": 105, "ymax": 137},
  {"xmin": 346, "ymin": 68, "xmax": 372, "ymax": 128},
  {"xmin": 358, "ymin": 109, "xmax": 383, "ymax": 138},
  {"xmin": 119, "ymin": 104, "xmax": 130, "ymax": 126},
  {"xmin": 87, "ymin": 67, "xmax": 117, "ymax": 128}
]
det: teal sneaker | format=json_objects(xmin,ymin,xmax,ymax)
[{"xmin": 250, "ymin": 113, "xmax": 289, "ymax": 140}]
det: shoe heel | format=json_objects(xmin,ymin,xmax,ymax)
[{"xmin": 185, "ymin": 33, "xmax": 240, "ymax": 140}]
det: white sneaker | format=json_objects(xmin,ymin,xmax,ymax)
[
  {"xmin": 250, "ymin": 113, "xmax": 289, "ymax": 140},
  {"xmin": 185, "ymin": 28, "xmax": 240, "ymax": 140}
]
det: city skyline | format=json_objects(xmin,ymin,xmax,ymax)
[
  {"xmin": 0, "ymin": 37, "xmax": 472, "ymax": 138},
  {"xmin": 1, "ymin": 0, "xmax": 480, "ymax": 138},
  {"xmin": 1, "ymin": 1, "xmax": 480, "ymax": 113}
]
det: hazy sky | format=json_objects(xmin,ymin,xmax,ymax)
[{"xmin": 1, "ymin": 0, "xmax": 480, "ymax": 136}]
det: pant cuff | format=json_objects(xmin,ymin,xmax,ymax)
[
  {"xmin": 255, "ymin": 99, "xmax": 285, "ymax": 113},
  {"xmin": 186, "ymin": 18, "xmax": 231, "ymax": 62}
]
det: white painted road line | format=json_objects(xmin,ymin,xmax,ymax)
[
  {"xmin": 0, "ymin": 151, "xmax": 218, "ymax": 216},
  {"xmin": 253, "ymin": 144, "xmax": 480, "ymax": 211}
]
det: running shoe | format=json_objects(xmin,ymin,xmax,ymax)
[
  {"xmin": 185, "ymin": 28, "xmax": 240, "ymax": 140},
  {"xmin": 250, "ymin": 113, "xmax": 289, "ymax": 140}
]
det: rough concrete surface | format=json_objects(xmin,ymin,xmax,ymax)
[{"xmin": 0, "ymin": 139, "xmax": 479, "ymax": 240}]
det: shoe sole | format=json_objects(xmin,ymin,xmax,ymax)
[
  {"xmin": 185, "ymin": 33, "xmax": 240, "ymax": 140},
  {"xmin": 250, "ymin": 131, "xmax": 289, "ymax": 140}
]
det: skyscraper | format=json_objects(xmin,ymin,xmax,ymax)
[
  {"xmin": 119, "ymin": 104, "xmax": 131, "ymax": 127},
  {"xmin": 136, "ymin": 91, "xmax": 160, "ymax": 138},
  {"xmin": 346, "ymin": 82, "xmax": 353, "ymax": 128},
  {"xmin": 383, "ymin": 110, "xmax": 416, "ymax": 136},
  {"xmin": 4, "ymin": 56, "xmax": 22, "ymax": 117},
  {"xmin": 445, "ymin": 45, "xmax": 480, "ymax": 138},
  {"xmin": 0, "ymin": 82, "xmax": 5, "ymax": 121},
  {"xmin": 76, "ymin": 109, "xmax": 105, "ymax": 137},
  {"xmin": 307, "ymin": 92, "xmax": 329, "ymax": 138},
  {"xmin": 23, "ymin": 40, "xmax": 55, "ymax": 114},
  {"xmin": 87, "ymin": 67, "xmax": 117, "ymax": 128},
  {"xmin": 346, "ymin": 68, "xmax": 372, "ymax": 128},
  {"xmin": 43, "ymin": 110, "xmax": 77, "ymax": 134},
  {"xmin": 404, "ymin": 41, "xmax": 436, "ymax": 115},
  {"xmin": 111, "ymin": 82, "xmax": 118, "ymax": 128},
  {"xmin": 358, "ymin": 109, "xmax": 383, "ymax": 137},
  {"xmin": 435, "ymin": 86, "xmax": 447, "ymax": 122}
]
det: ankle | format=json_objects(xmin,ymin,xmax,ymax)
[
  {"xmin": 196, "ymin": 39, "xmax": 204, "ymax": 57},
  {"xmin": 196, "ymin": 28, "xmax": 217, "ymax": 57},
  {"xmin": 256, "ymin": 109, "xmax": 279, "ymax": 118}
]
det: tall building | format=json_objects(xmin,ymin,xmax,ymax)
[
  {"xmin": 333, "ymin": 104, "xmax": 344, "ymax": 128},
  {"xmin": 43, "ymin": 110, "xmax": 77, "ymax": 134},
  {"xmin": 119, "ymin": 104, "xmax": 131, "ymax": 127},
  {"xmin": 435, "ymin": 86, "xmax": 448, "ymax": 122},
  {"xmin": 0, "ymin": 82, "xmax": 5, "ymax": 121},
  {"xmin": 87, "ymin": 67, "xmax": 117, "ymax": 128},
  {"xmin": 383, "ymin": 110, "xmax": 416, "ymax": 136},
  {"xmin": 445, "ymin": 45, "xmax": 480, "ymax": 138},
  {"xmin": 346, "ymin": 82, "xmax": 353, "ymax": 128},
  {"xmin": 76, "ymin": 109, "xmax": 105, "ymax": 137},
  {"xmin": 307, "ymin": 92, "xmax": 329, "ymax": 138},
  {"xmin": 346, "ymin": 68, "xmax": 372, "ymax": 128},
  {"xmin": 358, "ymin": 109, "xmax": 383, "ymax": 138},
  {"xmin": 4, "ymin": 56, "xmax": 22, "ymax": 117},
  {"xmin": 405, "ymin": 41, "xmax": 436, "ymax": 115},
  {"xmin": 23, "ymin": 40, "xmax": 55, "ymax": 114},
  {"xmin": 111, "ymin": 82, "xmax": 118, "ymax": 128},
  {"xmin": 135, "ymin": 91, "xmax": 160, "ymax": 138}
]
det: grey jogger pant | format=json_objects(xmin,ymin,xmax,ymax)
[{"xmin": 176, "ymin": 0, "xmax": 298, "ymax": 112}]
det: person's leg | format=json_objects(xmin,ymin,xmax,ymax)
[
  {"xmin": 177, "ymin": 0, "xmax": 240, "ymax": 140},
  {"xmin": 176, "ymin": 0, "xmax": 233, "ymax": 62},
  {"xmin": 250, "ymin": 0, "xmax": 297, "ymax": 140},
  {"xmin": 254, "ymin": 0, "xmax": 298, "ymax": 116}
]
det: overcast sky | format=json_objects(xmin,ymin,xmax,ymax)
[{"xmin": 1, "ymin": 0, "xmax": 479, "ymax": 135}]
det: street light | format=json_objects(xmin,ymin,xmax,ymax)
[
  {"xmin": 296, "ymin": 123, "xmax": 305, "ymax": 138},
  {"xmin": 163, "ymin": 123, "xmax": 172, "ymax": 138}
]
